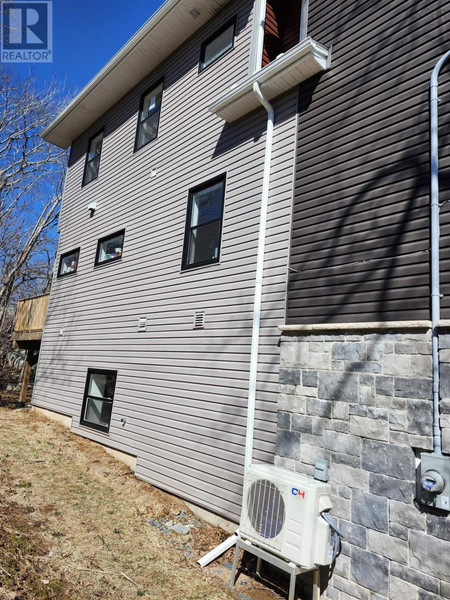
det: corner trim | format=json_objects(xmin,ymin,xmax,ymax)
[{"xmin": 279, "ymin": 321, "xmax": 432, "ymax": 333}]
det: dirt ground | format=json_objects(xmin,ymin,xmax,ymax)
[{"xmin": 0, "ymin": 408, "xmax": 308, "ymax": 600}]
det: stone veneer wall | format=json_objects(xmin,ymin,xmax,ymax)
[{"xmin": 274, "ymin": 328, "xmax": 450, "ymax": 600}]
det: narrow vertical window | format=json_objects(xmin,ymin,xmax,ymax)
[
  {"xmin": 199, "ymin": 18, "xmax": 236, "ymax": 71},
  {"xmin": 82, "ymin": 130, "xmax": 103, "ymax": 186},
  {"xmin": 80, "ymin": 369, "xmax": 117, "ymax": 433},
  {"xmin": 182, "ymin": 175, "xmax": 225, "ymax": 270},
  {"xmin": 135, "ymin": 81, "xmax": 163, "ymax": 151},
  {"xmin": 57, "ymin": 248, "xmax": 80, "ymax": 278}
]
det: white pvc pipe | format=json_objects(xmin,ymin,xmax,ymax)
[
  {"xmin": 244, "ymin": 82, "xmax": 275, "ymax": 471},
  {"xmin": 430, "ymin": 50, "xmax": 450, "ymax": 455},
  {"xmin": 197, "ymin": 532, "xmax": 238, "ymax": 568}
]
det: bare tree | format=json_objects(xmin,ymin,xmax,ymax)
[{"xmin": 0, "ymin": 67, "xmax": 69, "ymax": 363}]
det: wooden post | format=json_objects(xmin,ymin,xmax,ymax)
[{"xmin": 19, "ymin": 350, "xmax": 35, "ymax": 404}]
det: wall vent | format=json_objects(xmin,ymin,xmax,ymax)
[
  {"xmin": 193, "ymin": 310, "xmax": 205, "ymax": 329},
  {"xmin": 138, "ymin": 316, "xmax": 147, "ymax": 332}
]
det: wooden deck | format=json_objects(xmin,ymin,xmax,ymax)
[{"xmin": 11, "ymin": 294, "xmax": 49, "ymax": 345}]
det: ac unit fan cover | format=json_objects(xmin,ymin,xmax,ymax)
[{"xmin": 247, "ymin": 478, "xmax": 286, "ymax": 539}]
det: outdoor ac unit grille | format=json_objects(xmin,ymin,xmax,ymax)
[{"xmin": 244, "ymin": 478, "xmax": 285, "ymax": 548}]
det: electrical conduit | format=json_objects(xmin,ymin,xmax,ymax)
[{"xmin": 244, "ymin": 83, "xmax": 275, "ymax": 471}]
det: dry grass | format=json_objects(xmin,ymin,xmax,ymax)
[{"xmin": 0, "ymin": 408, "xmax": 237, "ymax": 600}]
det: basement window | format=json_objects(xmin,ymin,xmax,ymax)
[
  {"xmin": 80, "ymin": 369, "xmax": 117, "ymax": 433},
  {"xmin": 182, "ymin": 175, "xmax": 225, "ymax": 270},
  {"xmin": 82, "ymin": 130, "xmax": 103, "ymax": 186},
  {"xmin": 199, "ymin": 18, "xmax": 236, "ymax": 71},
  {"xmin": 135, "ymin": 80, "xmax": 163, "ymax": 151},
  {"xmin": 95, "ymin": 230, "xmax": 125, "ymax": 266},
  {"xmin": 57, "ymin": 248, "xmax": 79, "ymax": 278}
]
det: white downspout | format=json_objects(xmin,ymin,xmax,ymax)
[
  {"xmin": 249, "ymin": 0, "xmax": 267, "ymax": 75},
  {"xmin": 244, "ymin": 82, "xmax": 275, "ymax": 471},
  {"xmin": 430, "ymin": 50, "xmax": 450, "ymax": 455}
]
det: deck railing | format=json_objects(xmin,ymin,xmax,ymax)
[{"xmin": 12, "ymin": 294, "xmax": 50, "ymax": 341}]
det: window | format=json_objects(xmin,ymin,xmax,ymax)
[
  {"xmin": 83, "ymin": 130, "xmax": 103, "ymax": 186},
  {"xmin": 95, "ymin": 230, "xmax": 125, "ymax": 266},
  {"xmin": 199, "ymin": 18, "xmax": 236, "ymax": 71},
  {"xmin": 57, "ymin": 248, "xmax": 80, "ymax": 278},
  {"xmin": 80, "ymin": 369, "xmax": 116, "ymax": 433},
  {"xmin": 135, "ymin": 81, "xmax": 163, "ymax": 151},
  {"xmin": 182, "ymin": 176, "xmax": 225, "ymax": 270}
]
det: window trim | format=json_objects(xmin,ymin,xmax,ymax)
[
  {"xmin": 82, "ymin": 128, "xmax": 104, "ymax": 187},
  {"xmin": 134, "ymin": 78, "xmax": 164, "ymax": 153},
  {"xmin": 199, "ymin": 17, "xmax": 237, "ymax": 73},
  {"xmin": 181, "ymin": 174, "xmax": 226, "ymax": 271},
  {"xmin": 94, "ymin": 229, "xmax": 125, "ymax": 267},
  {"xmin": 57, "ymin": 247, "xmax": 80, "ymax": 279},
  {"xmin": 80, "ymin": 368, "xmax": 117, "ymax": 434}
]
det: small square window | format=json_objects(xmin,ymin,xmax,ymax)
[
  {"xmin": 182, "ymin": 176, "xmax": 225, "ymax": 270},
  {"xmin": 199, "ymin": 18, "xmax": 236, "ymax": 71},
  {"xmin": 135, "ymin": 81, "xmax": 163, "ymax": 151},
  {"xmin": 83, "ymin": 130, "xmax": 103, "ymax": 186},
  {"xmin": 80, "ymin": 369, "xmax": 116, "ymax": 433},
  {"xmin": 95, "ymin": 230, "xmax": 125, "ymax": 266},
  {"xmin": 57, "ymin": 248, "xmax": 80, "ymax": 278}
]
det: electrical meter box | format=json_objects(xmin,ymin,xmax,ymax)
[{"xmin": 417, "ymin": 453, "xmax": 450, "ymax": 512}]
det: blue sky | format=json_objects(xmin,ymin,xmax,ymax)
[{"xmin": 13, "ymin": 0, "xmax": 165, "ymax": 93}]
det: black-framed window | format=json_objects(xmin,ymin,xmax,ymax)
[
  {"xmin": 80, "ymin": 369, "xmax": 116, "ymax": 433},
  {"xmin": 182, "ymin": 175, "xmax": 225, "ymax": 270},
  {"xmin": 135, "ymin": 80, "xmax": 164, "ymax": 151},
  {"xmin": 57, "ymin": 248, "xmax": 80, "ymax": 278},
  {"xmin": 199, "ymin": 18, "xmax": 236, "ymax": 72},
  {"xmin": 95, "ymin": 230, "xmax": 125, "ymax": 266},
  {"xmin": 82, "ymin": 130, "xmax": 103, "ymax": 186}
]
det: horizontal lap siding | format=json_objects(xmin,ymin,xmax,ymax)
[
  {"xmin": 33, "ymin": 0, "xmax": 297, "ymax": 522},
  {"xmin": 286, "ymin": 0, "xmax": 450, "ymax": 324}
]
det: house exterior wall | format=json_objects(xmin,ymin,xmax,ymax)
[
  {"xmin": 275, "ymin": 328, "xmax": 450, "ymax": 600},
  {"xmin": 287, "ymin": 0, "xmax": 450, "ymax": 324},
  {"xmin": 32, "ymin": 0, "xmax": 299, "ymax": 522}
]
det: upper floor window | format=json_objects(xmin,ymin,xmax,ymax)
[
  {"xmin": 199, "ymin": 18, "xmax": 236, "ymax": 72},
  {"xmin": 57, "ymin": 248, "xmax": 80, "ymax": 278},
  {"xmin": 80, "ymin": 369, "xmax": 117, "ymax": 433},
  {"xmin": 182, "ymin": 175, "xmax": 225, "ymax": 270},
  {"xmin": 83, "ymin": 130, "xmax": 103, "ymax": 186},
  {"xmin": 135, "ymin": 81, "xmax": 163, "ymax": 151},
  {"xmin": 95, "ymin": 230, "xmax": 125, "ymax": 266}
]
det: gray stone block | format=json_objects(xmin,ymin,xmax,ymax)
[
  {"xmin": 360, "ymin": 374, "xmax": 375, "ymax": 386},
  {"xmin": 306, "ymin": 398, "xmax": 332, "ymax": 418},
  {"xmin": 382, "ymin": 354, "xmax": 410, "ymax": 376},
  {"xmin": 277, "ymin": 411, "xmax": 291, "ymax": 430},
  {"xmin": 340, "ymin": 520, "xmax": 366, "ymax": 548},
  {"xmin": 390, "ymin": 576, "xmax": 420, "ymax": 600},
  {"xmin": 275, "ymin": 430, "xmax": 301, "ymax": 460},
  {"xmin": 330, "ymin": 495, "xmax": 351, "ymax": 520},
  {"xmin": 346, "ymin": 361, "xmax": 381, "ymax": 374},
  {"xmin": 302, "ymin": 370, "xmax": 318, "ymax": 387},
  {"xmin": 390, "ymin": 500, "xmax": 426, "ymax": 531},
  {"xmin": 352, "ymin": 490, "xmax": 388, "ymax": 533},
  {"xmin": 394, "ymin": 377, "xmax": 432, "ymax": 399},
  {"xmin": 389, "ymin": 523, "xmax": 409, "ymax": 540},
  {"xmin": 332, "ymin": 342, "xmax": 366, "ymax": 361},
  {"xmin": 441, "ymin": 581, "xmax": 450, "ymax": 599},
  {"xmin": 426, "ymin": 513, "xmax": 450, "ymax": 541},
  {"xmin": 278, "ymin": 393, "xmax": 306, "ymax": 413},
  {"xmin": 349, "ymin": 403, "xmax": 367, "ymax": 416},
  {"xmin": 331, "ymin": 452, "xmax": 361, "ymax": 468},
  {"xmin": 369, "ymin": 473, "xmax": 414, "ymax": 503},
  {"xmin": 368, "ymin": 407, "xmax": 388, "ymax": 419},
  {"xmin": 279, "ymin": 368, "xmax": 301, "ymax": 385},
  {"xmin": 332, "ymin": 402, "xmax": 350, "ymax": 420},
  {"xmin": 360, "ymin": 384, "xmax": 376, "ymax": 405},
  {"xmin": 350, "ymin": 415, "xmax": 389, "ymax": 441},
  {"xmin": 339, "ymin": 485, "xmax": 351, "ymax": 499},
  {"xmin": 440, "ymin": 363, "xmax": 450, "ymax": 398},
  {"xmin": 326, "ymin": 419, "xmax": 349, "ymax": 433},
  {"xmin": 324, "ymin": 431, "xmax": 360, "ymax": 456},
  {"xmin": 408, "ymin": 400, "xmax": 432, "ymax": 435},
  {"xmin": 368, "ymin": 530, "xmax": 408, "ymax": 564},
  {"xmin": 439, "ymin": 334, "xmax": 450, "ymax": 350},
  {"xmin": 319, "ymin": 372, "xmax": 358, "ymax": 402},
  {"xmin": 376, "ymin": 376, "xmax": 393, "ymax": 396},
  {"xmin": 292, "ymin": 414, "xmax": 313, "ymax": 434},
  {"xmin": 350, "ymin": 547, "xmax": 389, "ymax": 595},
  {"xmin": 367, "ymin": 343, "xmax": 383, "ymax": 362},
  {"xmin": 361, "ymin": 440, "xmax": 415, "ymax": 480},
  {"xmin": 411, "ymin": 355, "xmax": 432, "ymax": 378},
  {"xmin": 395, "ymin": 342, "xmax": 432, "ymax": 355},
  {"xmin": 418, "ymin": 591, "xmax": 441, "ymax": 600},
  {"xmin": 331, "ymin": 463, "xmax": 368, "ymax": 489},
  {"xmin": 390, "ymin": 561, "xmax": 439, "ymax": 593},
  {"xmin": 333, "ymin": 574, "xmax": 370, "ymax": 600},
  {"xmin": 389, "ymin": 409, "xmax": 408, "ymax": 432}
]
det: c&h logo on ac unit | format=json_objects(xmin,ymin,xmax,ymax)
[
  {"xmin": 1, "ymin": 1, "xmax": 53, "ymax": 63},
  {"xmin": 291, "ymin": 487, "xmax": 306, "ymax": 498}
]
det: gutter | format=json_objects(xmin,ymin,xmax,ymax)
[
  {"xmin": 244, "ymin": 82, "xmax": 275, "ymax": 471},
  {"xmin": 430, "ymin": 50, "xmax": 450, "ymax": 455}
]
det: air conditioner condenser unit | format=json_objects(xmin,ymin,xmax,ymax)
[{"xmin": 240, "ymin": 464, "xmax": 334, "ymax": 569}]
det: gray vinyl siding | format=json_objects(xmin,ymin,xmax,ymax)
[
  {"xmin": 286, "ymin": 0, "xmax": 450, "ymax": 324},
  {"xmin": 33, "ymin": 0, "xmax": 297, "ymax": 521}
]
